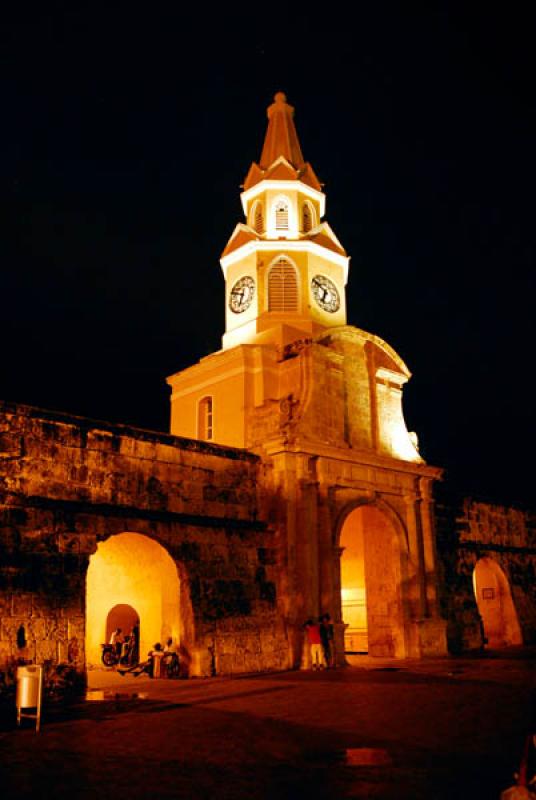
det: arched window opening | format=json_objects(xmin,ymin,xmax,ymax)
[
  {"xmin": 252, "ymin": 202, "xmax": 264, "ymax": 234},
  {"xmin": 268, "ymin": 259, "xmax": 298, "ymax": 312},
  {"xmin": 302, "ymin": 203, "xmax": 313, "ymax": 232},
  {"xmin": 275, "ymin": 199, "xmax": 289, "ymax": 230},
  {"xmin": 198, "ymin": 396, "xmax": 213, "ymax": 441}
]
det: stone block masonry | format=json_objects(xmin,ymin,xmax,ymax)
[
  {"xmin": 0, "ymin": 401, "xmax": 288, "ymax": 678},
  {"xmin": 435, "ymin": 487, "xmax": 536, "ymax": 652}
]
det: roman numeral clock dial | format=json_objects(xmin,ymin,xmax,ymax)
[
  {"xmin": 311, "ymin": 275, "xmax": 340, "ymax": 313},
  {"xmin": 229, "ymin": 276, "xmax": 255, "ymax": 313}
]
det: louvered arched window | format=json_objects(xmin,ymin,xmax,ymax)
[
  {"xmin": 268, "ymin": 259, "xmax": 298, "ymax": 312},
  {"xmin": 198, "ymin": 396, "xmax": 213, "ymax": 441},
  {"xmin": 252, "ymin": 201, "xmax": 264, "ymax": 234},
  {"xmin": 302, "ymin": 202, "xmax": 313, "ymax": 232},
  {"xmin": 275, "ymin": 199, "xmax": 289, "ymax": 231}
]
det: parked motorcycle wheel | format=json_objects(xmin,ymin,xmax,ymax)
[{"xmin": 102, "ymin": 648, "xmax": 117, "ymax": 667}]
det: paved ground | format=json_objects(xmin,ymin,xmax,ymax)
[{"xmin": 1, "ymin": 649, "xmax": 534, "ymax": 799}]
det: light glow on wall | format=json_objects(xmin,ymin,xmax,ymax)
[
  {"xmin": 376, "ymin": 369, "xmax": 422, "ymax": 463},
  {"xmin": 340, "ymin": 505, "xmax": 406, "ymax": 658},
  {"xmin": 472, "ymin": 557, "xmax": 522, "ymax": 648},
  {"xmin": 86, "ymin": 532, "xmax": 181, "ymax": 666}
]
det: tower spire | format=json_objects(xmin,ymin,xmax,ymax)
[
  {"xmin": 243, "ymin": 92, "xmax": 322, "ymax": 192},
  {"xmin": 259, "ymin": 92, "xmax": 305, "ymax": 169}
]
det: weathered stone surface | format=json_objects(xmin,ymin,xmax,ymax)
[
  {"xmin": 1, "ymin": 397, "xmax": 534, "ymax": 683},
  {"xmin": 0, "ymin": 401, "xmax": 283, "ymax": 678},
  {"xmin": 435, "ymin": 490, "xmax": 536, "ymax": 650}
]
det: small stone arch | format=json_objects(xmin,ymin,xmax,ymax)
[
  {"xmin": 473, "ymin": 557, "xmax": 523, "ymax": 648},
  {"xmin": 336, "ymin": 497, "xmax": 409, "ymax": 658},
  {"xmin": 105, "ymin": 603, "xmax": 139, "ymax": 645},
  {"xmin": 85, "ymin": 531, "xmax": 194, "ymax": 671}
]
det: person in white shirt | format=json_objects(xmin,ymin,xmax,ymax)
[{"xmin": 109, "ymin": 628, "xmax": 123, "ymax": 659}]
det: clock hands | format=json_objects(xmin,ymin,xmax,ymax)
[
  {"xmin": 313, "ymin": 278, "xmax": 330, "ymax": 302},
  {"xmin": 312, "ymin": 278, "xmax": 327, "ymax": 301},
  {"xmin": 233, "ymin": 286, "xmax": 246, "ymax": 303},
  {"xmin": 229, "ymin": 276, "xmax": 255, "ymax": 313},
  {"xmin": 312, "ymin": 275, "xmax": 339, "ymax": 312}
]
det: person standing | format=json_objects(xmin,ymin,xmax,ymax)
[
  {"xmin": 130, "ymin": 623, "xmax": 140, "ymax": 664},
  {"xmin": 319, "ymin": 613, "xmax": 335, "ymax": 668},
  {"xmin": 304, "ymin": 619, "xmax": 325, "ymax": 670}
]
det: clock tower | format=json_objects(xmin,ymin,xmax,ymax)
[
  {"xmin": 166, "ymin": 93, "xmax": 447, "ymax": 662},
  {"xmin": 221, "ymin": 92, "xmax": 349, "ymax": 351},
  {"xmin": 167, "ymin": 92, "xmax": 422, "ymax": 467}
]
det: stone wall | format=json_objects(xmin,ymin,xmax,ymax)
[
  {"xmin": 435, "ymin": 489, "xmax": 536, "ymax": 652},
  {"xmin": 2, "ymin": 400, "xmax": 534, "ymax": 677},
  {"xmin": 0, "ymin": 401, "xmax": 288, "ymax": 678}
]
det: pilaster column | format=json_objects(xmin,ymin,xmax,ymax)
[
  {"xmin": 332, "ymin": 546, "xmax": 348, "ymax": 665},
  {"xmin": 419, "ymin": 476, "xmax": 441, "ymax": 614},
  {"xmin": 404, "ymin": 490, "xmax": 428, "ymax": 619}
]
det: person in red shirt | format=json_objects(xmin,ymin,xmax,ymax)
[{"xmin": 304, "ymin": 619, "xmax": 326, "ymax": 670}]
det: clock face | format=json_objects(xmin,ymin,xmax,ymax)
[
  {"xmin": 311, "ymin": 275, "xmax": 340, "ymax": 313},
  {"xmin": 229, "ymin": 275, "xmax": 255, "ymax": 314}
]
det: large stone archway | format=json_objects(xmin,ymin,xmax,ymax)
[
  {"xmin": 473, "ymin": 557, "xmax": 523, "ymax": 648},
  {"xmin": 86, "ymin": 532, "xmax": 183, "ymax": 666},
  {"xmin": 339, "ymin": 503, "xmax": 408, "ymax": 658}
]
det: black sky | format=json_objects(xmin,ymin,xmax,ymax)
[{"xmin": 1, "ymin": 5, "xmax": 534, "ymax": 507}]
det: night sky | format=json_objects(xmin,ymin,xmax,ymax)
[{"xmin": 1, "ymin": 6, "xmax": 534, "ymax": 507}]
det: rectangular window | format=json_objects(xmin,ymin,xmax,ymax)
[
  {"xmin": 199, "ymin": 397, "xmax": 213, "ymax": 441},
  {"xmin": 275, "ymin": 202, "xmax": 289, "ymax": 230},
  {"xmin": 206, "ymin": 401, "xmax": 213, "ymax": 440}
]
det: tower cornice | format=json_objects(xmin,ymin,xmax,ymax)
[{"xmin": 220, "ymin": 239, "xmax": 350, "ymax": 282}]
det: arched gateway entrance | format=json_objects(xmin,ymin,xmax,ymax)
[
  {"xmin": 473, "ymin": 557, "xmax": 522, "ymax": 648},
  {"xmin": 86, "ymin": 532, "xmax": 182, "ymax": 666},
  {"xmin": 340, "ymin": 504, "xmax": 407, "ymax": 658}
]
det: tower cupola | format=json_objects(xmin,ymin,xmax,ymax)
[{"xmin": 221, "ymin": 92, "xmax": 349, "ymax": 350}]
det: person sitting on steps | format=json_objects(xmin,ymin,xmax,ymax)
[
  {"xmin": 163, "ymin": 637, "xmax": 180, "ymax": 678},
  {"xmin": 119, "ymin": 643, "xmax": 163, "ymax": 678}
]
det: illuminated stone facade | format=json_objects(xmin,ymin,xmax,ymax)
[
  {"xmin": 168, "ymin": 93, "xmax": 448, "ymax": 664},
  {"xmin": 0, "ymin": 403, "xmax": 288, "ymax": 677},
  {"xmin": 1, "ymin": 94, "xmax": 534, "ymax": 681}
]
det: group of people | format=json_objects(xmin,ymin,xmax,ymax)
[
  {"xmin": 109, "ymin": 625, "xmax": 139, "ymax": 666},
  {"xmin": 118, "ymin": 637, "xmax": 180, "ymax": 679},
  {"xmin": 303, "ymin": 613, "xmax": 335, "ymax": 670}
]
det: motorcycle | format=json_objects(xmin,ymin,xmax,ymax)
[
  {"xmin": 101, "ymin": 637, "xmax": 138, "ymax": 668},
  {"xmin": 100, "ymin": 643, "xmax": 120, "ymax": 667}
]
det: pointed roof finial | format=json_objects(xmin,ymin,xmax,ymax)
[
  {"xmin": 243, "ymin": 92, "xmax": 322, "ymax": 192},
  {"xmin": 259, "ymin": 92, "xmax": 305, "ymax": 170}
]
